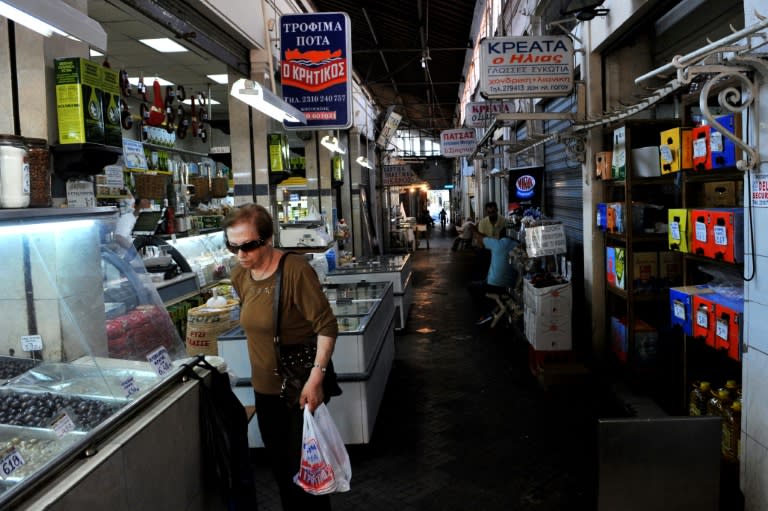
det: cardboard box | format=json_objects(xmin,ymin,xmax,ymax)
[
  {"xmin": 692, "ymin": 293, "xmax": 717, "ymax": 347},
  {"xmin": 524, "ymin": 280, "xmax": 572, "ymax": 317},
  {"xmin": 714, "ymin": 296, "xmax": 743, "ymax": 361},
  {"xmin": 710, "ymin": 114, "xmax": 739, "ymax": 169},
  {"xmin": 607, "ymin": 202, "xmax": 624, "ymax": 233},
  {"xmin": 659, "ymin": 127, "xmax": 693, "ymax": 173},
  {"xmin": 54, "ymin": 57, "xmax": 105, "ymax": 144},
  {"xmin": 669, "ymin": 285, "xmax": 714, "ymax": 335},
  {"xmin": 708, "ymin": 208, "xmax": 743, "ymax": 263},
  {"xmin": 596, "ymin": 203, "xmax": 607, "ymax": 231},
  {"xmin": 596, "ymin": 152, "xmax": 612, "ymax": 179},
  {"xmin": 692, "ymin": 124, "xmax": 711, "ymax": 171},
  {"xmin": 524, "ymin": 306, "xmax": 572, "ymax": 351},
  {"xmin": 632, "ymin": 252, "xmax": 658, "ymax": 292},
  {"xmin": 101, "ymin": 66, "xmax": 123, "ymax": 148},
  {"xmin": 606, "ymin": 246, "xmax": 625, "ymax": 290},
  {"xmin": 658, "ymin": 251, "xmax": 683, "ymax": 287},
  {"xmin": 701, "ymin": 181, "xmax": 737, "ymax": 207},
  {"xmin": 631, "ymin": 146, "xmax": 661, "ymax": 178},
  {"xmin": 610, "ymin": 316, "xmax": 627, "ymax": 362},
  {"xmin": 690, "ymin": 209, "xmax": 714, "ymax": 258},
  {"xmin": 609, "ymin": 316, "xmax": 658, "ymax": 365},
  {"xmin": 611, "ymin": 126, "xmax": 626, "ymax": 179},
  {"xmin": 668, "ymin": 208, "xmax": 690, "ymax": 252}
]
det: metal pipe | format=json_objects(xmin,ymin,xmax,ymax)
[{"xmin": 635, "ymin": 15, "xmax": 768, "ymax": 84}]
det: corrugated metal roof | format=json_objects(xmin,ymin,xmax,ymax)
[{"xmin": 309, "ymin": 0, "xmax": 477, "ymax": 136}]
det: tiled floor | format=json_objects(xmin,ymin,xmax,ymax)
[{"xmin": 250, "ymin": 230, "xmax": 741, "ymax": 510}]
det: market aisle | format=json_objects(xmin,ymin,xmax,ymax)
[{"xmin": 250, "ymin": 230, "xmax": 622, "ymax": 510}]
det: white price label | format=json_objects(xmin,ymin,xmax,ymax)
[
  {"xmin": 20, "ymin": 335, "xmax": 43, "ymax": 352},
  {"xmin": 716, "ymin": 319, "xmax": 729, "ymax": 340},
  {"xmin": 673, "ymin": 301, "xmax": 686, "ymax": 320},
  {"xmin": 50, "ymin": 411, "xmax": 76, "ymax": 438},
  {"xmin": 121, "ymin": 376, "xmax": 140, "ymax": 397},
  {"xmin": 146, "ymin": 346, "xmax": 173, "ymax": 377},
  {"xmin": 710, "ymin": 132, "xmax": 724, "ymax": 153},
  {"xmin": 696, "ymin": 310, "xmax": 708, "ymax": 328},
  {"xmin": 195, "ymin": 268, "xmax": 207, "ymax": 287},
  {"xmin": 695, "ymin": 221, "xmax": 707, "ymax": 243},
  {"xmin": 659, "ymin": 145, "xmax": 673, "ymax": 164},
  {"xmin": 670, "ymin": 221, "xmax": 680, "ymax": 241},
  {"xmin": 0, "ymin": 447, "xmax": 24, "ymax": 479},
  {"xmin": 693, "ymin": 138, "xmax": 707, "ymax": 159},
  {"xmin": 714, "ymin": 225, "xmax": 728, "ymax": 246}
]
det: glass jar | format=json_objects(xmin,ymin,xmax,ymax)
[
  {"xmin": 0, "ymin": 134, "xmax": 30, "ymax": 208},
  {"xmin": 25, "ymin": 137, "xmax": 52, "ymax": 207}
]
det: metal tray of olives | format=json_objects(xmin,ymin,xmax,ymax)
[
  {"xmin": 0, "ymin": 387, "xmax": 126, "ymax": 432},
  {"xmin": 0, "ymin": 425, "xmax": 86, "ymax": 485},
  {"xmin": 0, "ymin": 356, "xmax": 40, "ymax": 384},
  {"xmin": 5, "ymin": 362, "xmax": 160, "ymax": 399}
]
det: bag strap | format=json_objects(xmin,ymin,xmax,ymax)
[{"xmin": 272, "ymin": 252, "xmax": 290, "ymax": 374}]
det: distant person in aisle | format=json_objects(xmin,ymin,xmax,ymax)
[
  {"xmin": 439, "ymin": 208, "xmax": 448, "ymax": 232},
  {"xmin": 451, "ymin": 217, "xmax": 475, "ymax": 251},
  {"xmin": 469, "ymin": 224, "xmax": 519, "ymax": 325},
  {"xmin": 226, "ymin": 203, "xmax": 341, "ymax": 511}
]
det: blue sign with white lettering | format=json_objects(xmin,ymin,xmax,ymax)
[{"xmin": 280, "ymin": 12, "xmax": 352, "ymax": 129}]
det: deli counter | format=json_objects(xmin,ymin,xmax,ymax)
[
  {"xmin": 324, "ymin": 254, "xmax": 413, "ymax": 330},
  {"xmin": 218, "ymin": 280, "xmax": 396, "ymax": 445},
  {"xmin": 0, "ymin": 208, "xmax": 212, "ymax": 510}
]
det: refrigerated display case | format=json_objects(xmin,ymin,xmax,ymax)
[
  {"xmin": 217, "ymin": 280, "xmax": 395, "ymax": 446},
  {"xmin": 166, "ymin": 231, "xmax": 236, "ymax": 291},
  {"xmin": 0, "ymin": 207, "xmax": 199, "ymax": 509},
  {"xmin": 324, "ymin": 254, "xmax": 413, "ymax": 330}
]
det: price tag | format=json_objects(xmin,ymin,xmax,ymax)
[
  {"xmin": 693, "ymin": 138, "xmax": 707, "ymax": 159},
  {"xmin": 146, "ymin": 346, "xmax": 173, "ymax": 377},
  {"xmin": 0, "ymin": 447, "xmax": 24, "ymax": 479},
  {"xmin": 121, "ymin": 376, "xmax": 141, "ymax": 397},
  {"xmin": 659, "ymin": 145, "xmax": 674, "ymax": 164},
  {"xmin": 673, "ymin": 301, "xmax": 686, "ymax": 320},
  {"xmin": 696, "ymin": 309, "xmax": 708, "ymax": 328},
  {"xmin": 50, "ymin": 410, "xmax": 76, "ymax": 438},
  {"xmin": 695, "ymin": 221, "xmax": 707, "ymax": 243},
  {"xmin": 20, "ymin": 335, "xmax": 43, "ymax": 352},
  {"xmin": 669, "ymin": 221, "xmax": 680, "ymax": 241},
  {"xmin": 716, "ymin": 318, "xmax": 729, "ymax": 340},
  {"xmin": 196, "ymin": 268, "xmax": 207, "ymax": 287},
  {"xmin": 714, "ymin": 225, "xmax": 728, "ymax": 246},
  {"xmin": 710, "ymin": 131, "xmax": 724, "ymax": 152}
]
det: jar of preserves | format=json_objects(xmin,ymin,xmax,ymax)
[
  {"xmin": 24, "ymin": 137, "xmax": 51, "ymax": 207},
  {"xmin": 0, "ymin": 134, "xmax": 30, "ymax": 208}
]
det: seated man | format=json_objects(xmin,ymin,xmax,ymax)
[
  {"xmin": 451, "ymin": 217, "xmax": 475, "ymax": 251},
  {"xmin": 469, "ymin": 225, "xmax": 518, "ymax": 325}
]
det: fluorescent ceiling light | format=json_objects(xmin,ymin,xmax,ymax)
[
  {"xmin": 139, "ymin": 38, "xmax": 188, "ymax": 53},
  {"xmin": 0, "ymin": 0, "xmax": 107, "ymax": 51},
  {"xmin": 356, "ymin": 156, "xmax": 373, "ymax": 169},
  {"xmin": 128, "ymin": 76, "xmax": 174, "ymax": 87},
  {"xmin": 207, "ymin": 74, "xmax": 229, "ymax": 84},
  {"xmin": 183, "ymin": 97, "xmax": 221, "ymax": 106},
  {"xmin": 89, "ymin": 48, "xmax": 103, "ymax": 57},
  {"xmin": 321, "ymin": 135, "xmax": 346, "ymax": 155},
  {"xmin": 230, "ymin": 78, "xmax": 306, "ymax": 124}
]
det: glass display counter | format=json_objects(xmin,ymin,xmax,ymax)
[
  {"xmin": 0, "ymin": 207, "xmax": 194, "ymax": 508},
  {"xmin": 324, "ymin": 254, "xmax": 413, "ymax": 330},
  {"xmin": 217, "ymin": 281, "xmax": 395, "ymax": 446}
]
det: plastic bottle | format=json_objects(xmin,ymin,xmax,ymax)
[
  {"xmin": 0, "ymin": 134, "xmax": 30, "ymax": 208},
  {"xmin": 725, "ymin": 379, "xmax": 740, "ymax": 401},
  {"xmin": 721, "ymin": 399, "xmax": 741, "ymax": 463},
  {"xmin": 689, "ymin": 380, "xmax": 710, "ymax": 416},
  {"xmin": 706, "ymin": 387, "xmax": 731, "ymax": 418}
]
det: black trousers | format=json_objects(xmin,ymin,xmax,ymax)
[{"xmin": 254, "ymin": 392, "xmax": 332, "ymax": 511}]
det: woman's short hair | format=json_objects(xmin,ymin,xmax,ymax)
[{"xmin": 223, "ymin": 203, "xmax": 274, "ymax": 240}]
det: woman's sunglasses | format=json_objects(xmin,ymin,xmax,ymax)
[{"xmin": 225, "ymin": 238, "xmax": 266, "ymax": 254}]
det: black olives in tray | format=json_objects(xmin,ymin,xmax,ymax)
[
  {"xmin": 0, "ymin": 357, "xmax": 39, "ymax": 382},
  {"xmin": 0, "ymin": 390, "xmax": 121, "ymax": 431}
]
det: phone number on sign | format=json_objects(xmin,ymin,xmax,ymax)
[{"xmin": 300, "ymin": 94, "xmax": 346, "ymax": 103}]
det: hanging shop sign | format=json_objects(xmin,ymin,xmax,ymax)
[
  {"xmin": 440, "ymin": 128, "xmax": 477, "ymax": 158},
  {"xmin": 464, "ymin": 101, "xmax": 515, "ymax": 128},
  {"xmin": 507, "ymin": 165, "xmax": 544, "ymax": 209},
  {"xmin": 280, "ymin": 12, "xmax": 352, "ymax": 130},
  {"xmin": 479, "ymin": 36, "xmax": 573, "ymax": 99},
  {"xmin": 383, "ymin": 164, "xmax": 420, "ymax": 187}
]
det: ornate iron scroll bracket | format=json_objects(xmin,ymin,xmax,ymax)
[{"xmin": 669, "ymin": 36, "xmax": 768, "ymax": 171}]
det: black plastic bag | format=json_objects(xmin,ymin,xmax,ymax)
[{"xmin": 185, "ymin": 356, "xmax": 257, "ymax": 510}]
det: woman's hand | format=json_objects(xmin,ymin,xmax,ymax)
[{"xmin": 300, "ymin": 372, "xmax": 325, "ymax": 412}]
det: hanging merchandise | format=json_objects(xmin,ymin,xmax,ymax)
[
  {"xmin": 268, "ymin": 133, "xmax": 291, "ymax": 184},
  {"xmin": 147, "ymin": 79, "xmax": 166, "ymax": 127},
  {"xmin": 331, "ymin": 154, "xmax": 344, "ymax": 187}
]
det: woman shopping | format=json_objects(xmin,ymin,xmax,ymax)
[{"xmin": 226, "ymin": 203, "xmax": 341, "ymax": 511}]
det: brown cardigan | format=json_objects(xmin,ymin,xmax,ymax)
[{"xmin": 231, "ymin": 253, "xmax": 338, "ymax": 394}]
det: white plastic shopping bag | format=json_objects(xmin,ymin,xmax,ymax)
[{"xmin": 294, "ymin": 403, "xmax": 352, "ymax": 495}]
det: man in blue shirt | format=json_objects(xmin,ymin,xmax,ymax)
[{"xmin": 469, "ymin": 224, "xmax": 518, "ymax": 325}]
